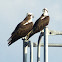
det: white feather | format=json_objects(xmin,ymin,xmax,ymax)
[
  {"xmin": 23, "ymin": 19, "xmax": 32, "ymax": 25},
  {"xmin": 41, "ymin": 9, "xmax": 48, "ymax": 20},
  {"xmin": 8, "ymin": 37, "xmax": 12, "ymax": 42},
  {"xmin": 41, "ymin": 17, "xmax": 45, "ymax": 20}
]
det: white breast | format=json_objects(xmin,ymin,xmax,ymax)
[
  {"xmin": 41, "ymin": 11, "xmax": 48, "ymax": 20},
  {"xmin": 41, "ymin": 16, "xmax": 45, "ymax": 20},
  {"xmin": 23, "ymin": 19, "xmax": 32, "ymax": 25}
]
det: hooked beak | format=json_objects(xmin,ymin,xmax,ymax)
[
  {"xmin": 42, "ymin": 9, "xmax": 45, "ymax": 12},
  {"xmin": 32, "ymin": 15, "xmax": 34, "ymax": 18},
  {"xmin": 42, "ymin": 8, "xmax": 48, "ymax": 12}
]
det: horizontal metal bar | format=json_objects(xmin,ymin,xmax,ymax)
[
  {"xmin": 41, "ymin": 43, "xmax": 62, "ymax": 47},
  {"xmin": 28, "ymin": 43, "xmax": 62, "ymax": 47},
  {"xmin": 48, "ymin": 30, "xmax": 62, "ymax": 35},
  {"xmin": 41, "ymin": 29, "xmax": 62, "ymax": 35}
]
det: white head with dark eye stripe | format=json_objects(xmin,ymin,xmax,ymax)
[
  {"xmin": 27, "ymin": 13, "xmax": 34, "ymax": 18},
  {"xmin": 42, "ymin": 8, "xmax": 48, "ymax": 16},
  {"xmin": 23, "ymin": 13, "xmax": 34, "ymax": 25}
]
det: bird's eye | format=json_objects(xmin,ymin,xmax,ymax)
[{"xmin": 30, "ymin": 15, "xmax": 31, "ymax": 16}]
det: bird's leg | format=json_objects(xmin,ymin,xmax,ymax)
[{"xmin": 26, "ymin": 30, "xmax": 33, "ymax": 40}]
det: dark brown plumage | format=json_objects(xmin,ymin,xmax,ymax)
[
  {"xmin": 26, "ymin": 8, "xmax": 50, "ymax": 39},
  {"xmin": 8, "ymin": 13, "xmax": 34, "ymax": 46}
]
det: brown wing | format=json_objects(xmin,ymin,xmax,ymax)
[
  {"xmin": 33, "ymin": 16, "xmax": 50, "ymax": 32},
  {"xmin": 11, "ymin": 22, "xmax": 33, "ymax": 40},
  {"xmin": 26, "ymin": 16, "xmax": 50, "ymax": 39},
  {"xmin": 12, "ymin": 16, "xmax": 29, "ymax": 35},
  {"xmin": 8, "ymin": 22, "xmax": 33, "ymax": 46}
]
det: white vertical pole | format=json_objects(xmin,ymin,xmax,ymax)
[
  {"xmin": 30, "ymin": 41, "xmax": 33, "ymax": 62},
  {"xmin": 37, "ymin": 32, "xmax": 43, "ymax": 62},
  {"xmin": 44, "ymin": 27, "xmax": 48, "ymax": 62},
  {"xmin": 37, "ymin": 42, "xmax": 40, "ymax": 62},
  {"xmin": 23, "ymin": 39, "xmax": 28, "ymax": 62}
]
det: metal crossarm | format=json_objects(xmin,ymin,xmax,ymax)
[
  {"xmin": 28, "ymin": 43, "xmax": 62, "ymax": 47},
  {"xmin": 41, "ymin": 29, "xmax": 62, "ymax": 35},
  {"xmin": 48, "ymin": 30, "xmax": 62, "ymax": 35},
  {"xmin": 22, "ymin": 27, "xmax": 62, "ymax": 62}
]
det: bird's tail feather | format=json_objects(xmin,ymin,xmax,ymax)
[
  {"xmin": 7, "ymin": 37, "xmax": 12, "ymax": 42},
  {"xmin": 7, "ymin": 37, "xmax": 12, "ymax": 46}
]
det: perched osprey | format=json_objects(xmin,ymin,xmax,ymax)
[
  {"xmin": 26, "ymin": 8, "xmax": 50, "ymax": 39},
  {"xmin": 8, "ymin": 13, "xmax": 34, "ymax": 46}
]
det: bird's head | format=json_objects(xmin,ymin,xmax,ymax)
[
  {"xmin": 42, "ymin": 8, "xmax": 48, "ymax": 16},
  {"xmin": 27, "ymin": 13, "xmax": 34, "ymax": 19},
  {"xmin": 42, "ymin": 8, "xmax": 48, "ymax": 12}
]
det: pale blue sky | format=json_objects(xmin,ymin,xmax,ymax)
[{"xmin": 0, "ymin": 0, "xmax": 62, "ymax": 62}]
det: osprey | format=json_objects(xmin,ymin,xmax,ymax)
[
  {"xmin": 8, "ymin": 13, "xmax": 34, "ymax": 46},
  {"xmin": 26, "ymin": 8, "xmax": 50, "ymax": 39}
]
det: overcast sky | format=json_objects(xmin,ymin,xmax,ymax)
[{"xmin": 0, "ymin": 0, "xmax": 62, "ymax": 62}]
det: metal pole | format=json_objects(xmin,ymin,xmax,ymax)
[
  {"xmin": 37, "ymin": 32, "xmax": 43, "ymax": 62},
  {"xmin": 30, "ymin": 41, "xmax": 33, "ymax": 62},
  {"xmin": 37, "ymin": 41, "xmax": 40, "ymax": 62},
  {"xmin": 23, "ymin": 38, "xmax": 28, "ymax": 62},
  {"xmin": 44, "ymin": 27, "xmax": 48, "ymax": 62}
]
